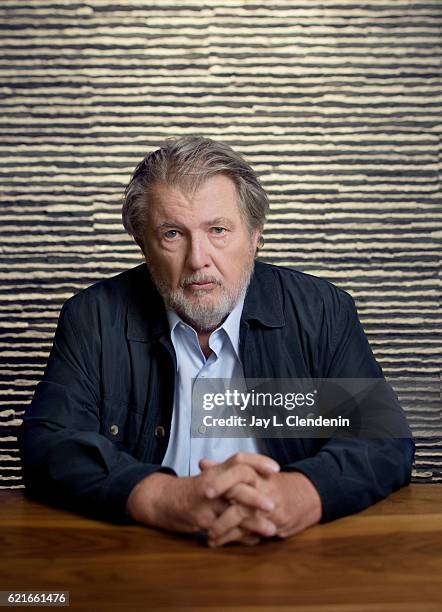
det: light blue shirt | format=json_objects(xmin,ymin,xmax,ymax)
[{"xmin": 161, "ymin": 293, "xmax": 262, "ymax": 476}]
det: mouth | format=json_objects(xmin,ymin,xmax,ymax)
[
  {"xmin": 187, "ymin": 281, "xmax": 217, "ymax": 292},
  {"xmin": 182, "ymin": 276, "xmax": 221, "ymax": 293}
]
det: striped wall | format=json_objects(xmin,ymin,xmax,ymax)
[{"xmin": 0, "ymin": 0, "xmax": 441, "ymax": 488}]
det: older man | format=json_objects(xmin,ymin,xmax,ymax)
[{"xmin": 20, "ymin": 136, "xmax": 414, "ymax": 547}]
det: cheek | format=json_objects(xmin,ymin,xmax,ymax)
[
  {"xmin": 235, "ymin": 239, "xmax": 256, "ymax": 263},
  {"xmin": 220, "ymin": 251, "xmax": 252, "ymax": 281},
  {"xmin": 146, "ymin": 249, "xmax": 178, "ymax": 278},
  {"xmin": 162, "ymin": 254, "xmax": 186, "ymax": 285}
]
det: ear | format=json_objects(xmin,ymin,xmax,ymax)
[{"xmin": 252, "ymin": 226, "xmax": 264, "ymax": 253}]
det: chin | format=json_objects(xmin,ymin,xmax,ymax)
[{"xmin": 186, "ymin": 291, "xmax": 219, "ymax": 303}]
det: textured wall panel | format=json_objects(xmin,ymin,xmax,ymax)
[{"xmin": 0, "ymin": 0, "xmax": 440, "ymax": 488}]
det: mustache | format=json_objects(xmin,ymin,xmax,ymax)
[{"xmin": 180, "ymin": 274, "xmax": 222, "ymax": 288}]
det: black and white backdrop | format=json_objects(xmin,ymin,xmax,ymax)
[{"xmin": 0, "ymin": 0, "xmax": 440, "ymax": 488}]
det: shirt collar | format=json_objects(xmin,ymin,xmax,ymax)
[{"xmin": 166, "ymin": 308, "xmax": 183, "ymax": 336}]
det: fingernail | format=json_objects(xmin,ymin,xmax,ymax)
[
  {"xmin": 262, "ymin": 499, "xmax": 275, "ymax": 511},
  {"xmin": 268, "ymin": 462, "xmax": 280, "ymax": 472},
  {"xmin": 266, "ymin": 523, "xmax": 277, "ymax": 536}
]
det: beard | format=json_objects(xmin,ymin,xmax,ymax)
[{"xmin": 146, "ymin": 250, "xmax": 255, "ymax": 333}]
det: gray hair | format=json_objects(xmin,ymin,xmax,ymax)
[{"xmin": 122, "ymin": 136, "xmax": 269, "ymax": 246}]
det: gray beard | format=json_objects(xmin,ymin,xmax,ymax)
[{"xmin": 147, "ymin": 260, "xmax": 255, "ymax": 333}]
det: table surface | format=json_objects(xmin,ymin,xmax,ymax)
[{"xmin": 0, "ymin": 485, "xmax": 441, "ymax": 611}]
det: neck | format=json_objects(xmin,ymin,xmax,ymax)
[
  {"xmin": 183, "ymin": 316, "xmax": 229, "ymax": 358},
  {"xmin": 197, "ymin": 331, "xmax": 213, "ymax": 359},
  {"xmin": 196, "ymin": 319, "xmax": 226, "ymax": 358}
]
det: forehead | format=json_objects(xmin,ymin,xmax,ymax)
[{"xmin": 147, "ymin": 174, "xmax": 242, "ymax": 223}]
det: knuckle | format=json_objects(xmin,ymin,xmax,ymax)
[
  {"xmin": 242, "ymin": 465, "xmax": 256, "ymax": 482},
  {"xmin": 231, "ymin": 452, "xmax": 244, "ymax": 465}
]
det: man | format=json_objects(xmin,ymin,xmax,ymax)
[{"xmin": 20, "ymin": 136, "xmax": 414, "ymax": 547}]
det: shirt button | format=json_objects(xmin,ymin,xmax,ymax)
[
  {"xmin": 110, "ymin": 424, "xmax": 119, "ymax": 436},
  {"xmin": 154, "ymin": 425, "xmax": 166, "ymax": 438},
  {"xmin": 198, "ymin": 425, "xmax": 206, "ymax": 434}
]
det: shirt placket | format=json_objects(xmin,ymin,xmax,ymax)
[{"xmin": 189, "ymin": 333, "xmax": 222, "ymax": 475}]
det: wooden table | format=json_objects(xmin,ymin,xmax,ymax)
[{"xmin": 0, "ymin": 485, "xmax": 441, "ymax": 611}]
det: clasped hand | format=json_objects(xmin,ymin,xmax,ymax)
[
  {"xmin": 127, "ymin": 452, "xmax": 322, "ymax": 547},
  {"xmin": 199, "ymin": 454, "xmax": 322, "ymax": 547}
]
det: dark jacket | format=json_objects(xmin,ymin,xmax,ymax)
[{"xmin": 19, "ymin": 261, "xmax": 414, "ymax": 524}]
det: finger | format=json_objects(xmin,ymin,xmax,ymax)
[
  {"xmin": 208, "ymin": 526, "xmax": 245, "ymax": 547},
  {"xmin": 210, "ymin": 496, "xmax": 231, "ymax": 516},
  {"xmin": 209, "ymin": 530, "xmax": 261, "ymax": 548},
  {"xmin": 207, "ymin": 503, "xmax": 250, "ymax": 540},
  {"xmin": 225, "ymin": 482, "xmax": 275, "ymax": 512},
  {"xmin": 237, "ymin": 534, "xmax": 261, "ymax": 546},
  {"xmin": 199, "ymin": 458, "xmax": 218, "ymax": 471},
  {"xmin": 240, "ymin": 513, "xmax": 277, "ymax": 538},
  {"xmin": 209, "ymin": 505, "xmax": 276, "ymax": 541},
  {"xmin": 209, "ymin": 513, "xmax": 276, "ymax": 547},
  {"xmin": 192, "ymin": 494, "xmax": 234, "ymax": 531},
  {"xmin": 226, "ymin": 452, "xmax": 280, "ymax": 476},
  {"xmin": 204, "ymin": 463, "xmax": 258, "ymax": 499}
]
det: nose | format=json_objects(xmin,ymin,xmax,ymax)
[{"xmin": 186, "ymin": 234, "xmax": 211, "ymax": 271}]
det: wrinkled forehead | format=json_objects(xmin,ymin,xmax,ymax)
[{"xmin": 146, "ymin": 174, "xmax": 243, "ymax": 225}]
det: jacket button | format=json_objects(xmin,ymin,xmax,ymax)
[
  {"xmin": 154, "ymin": 425, "xmax": 166, "ymax": 438},
  {"xmin": 110, "ymin": 424, "xmax": 119, "ymax": 436}
]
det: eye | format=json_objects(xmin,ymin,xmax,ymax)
[
  {"xmin": 211, "ymin": 227, "xmax": 227, "ymax": 235},
  {"xmin": 163, "ymin": 229, "xmax": 180, "ymax": 239}
]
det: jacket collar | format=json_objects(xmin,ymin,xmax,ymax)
[
  {"xmin": 242, "ymin": 260, "xmax": 285, "ymax": 328},
  {"xmin": 126, "ymin": 260, "xmax": 285, "ymax": 342}
]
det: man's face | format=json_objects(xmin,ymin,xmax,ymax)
[{"xmin": 141, "ymin": 174, "xmax": 261, "ymax": 332}]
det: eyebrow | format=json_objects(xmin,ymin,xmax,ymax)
[
  {"xmin": 207, "ymin": 217, "xmax": 234, "ymax": 227},
  {"xmin": 155, "ymin": 221, "xmax": 183, "ymax": 231},
  {"xmin": 154, "ymin": 217, "xmax": 234, "ymax": 232}
]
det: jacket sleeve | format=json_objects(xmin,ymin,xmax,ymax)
[
  {"xmin": 19, "ymin": 296, "xmax": 174, "ymax": 524},
  {"xmin": 282, "ymin": 290, "xmax": 415, "ymax": 522}
]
